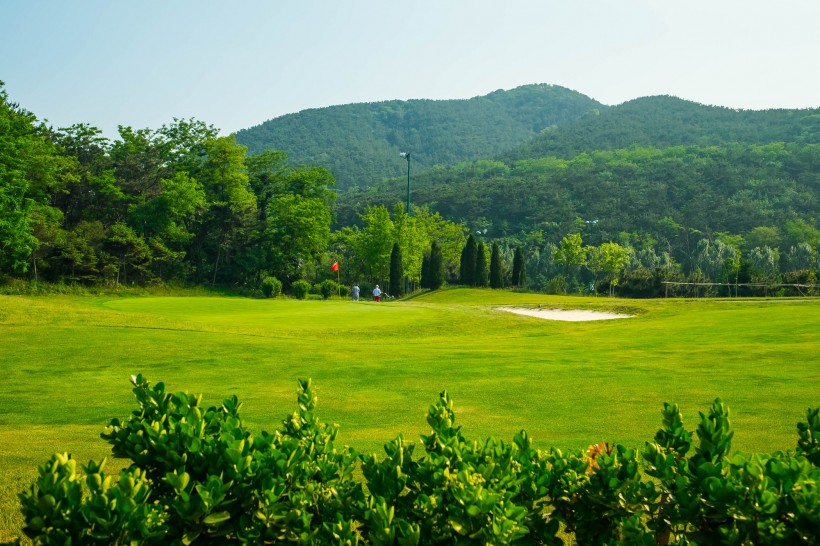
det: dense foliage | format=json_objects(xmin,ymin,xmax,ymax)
[
  {"xmin": 342, "ymin": 142, "xmax": 820, "ymax": 296},
  {"xmin": 14, "ymin": 376, "xmax": 820, "ymax": 545},
  {"xmin": 3, "ymin": 79, "xmax": 819, "ymax": 297},
  {"xmin": 235, "ymin": 85, "xmax": 602, "ymax": 190},
  {"xmin": 504, "ymin": 95, "xmax": 820, "ymax": 161},
  {"xmin": 0, "ymin": 83, "xmax": 465, "ymax": 294}
]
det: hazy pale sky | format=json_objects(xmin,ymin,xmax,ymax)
[{"xmin": 2, "ymin": 0, "xmax": 819, "ymax": 139}]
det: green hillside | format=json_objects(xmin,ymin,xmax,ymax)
[
  {"xmin": 234, "ymin": 84, "xmax": 603, "ymax": 190},
  {"xmin": 504, "ymin": 95, "xmax": 820, "ymax": 160}
]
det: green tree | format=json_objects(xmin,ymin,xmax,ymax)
[
  {"xmin": 267, "ymin": 194, "xmax": 332, "ymax": 283},
  {"xmin": 744, "ymin": 226, "xmax": 781, "ymax": 253},
  {"xmin": 0, "ymin": 84, "xmax": 73, "ymax": 274},
  {"xmin": 489, "ymin": 241, "xmax": 503, "ymax": 288},
  {"xmin": 412, "ymin": 207, "xmax": 466, "ymax": 282},
  {"xmin": 428, "ymin": 240, "xmax": 445, "ymax": 290},
  {"xmin": 475, "ymin": 241, "xmax": 489, "ymax": 287},
  {"xmin": 512, "ymin": 246, "xmax": 525, "ymax": 287},
  {"xmin": 783, "ymin": 219, "xmax": 819, "ymax": 250},
  {"xmin": 355, "ymin": 205, "xmax": 394, "ymax": 284},
  {"xmin": 420, "ymin": 250, "xmax": 431, "ymax": 289},
  {"xmin": 191, "ymin": 136, "xmax": 257, "ymax": 284},
  {"xmin": 54, "ymin": 221, "xmax": 106, "ymax": 283},
  {"xmin": 393, "ymin": 202, "xmax": 427, "ymax": 288},
  {"xmin": 596, "ymin": 241, "xmax": 631, "ymax": 296},
  {"xmin": 104, "ymin": 222, "xmax": 151, "ymax": 285},
  {"xmin": 52, "ymin": 124, "xmax": 120, "ymax": 228},
  {"xmin": 389, "ymin": 242, "xmax": 403, "ymax": 296},
  {"xmin": 554, "ymin": 233, "xmax": 586, "ymax": 290},
  {"xmin": 459, "ymin": 234, "xmax": 477, "ymax": 286}
]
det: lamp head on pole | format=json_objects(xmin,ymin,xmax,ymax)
[{"xmin": 400, "ymin": 152, "xmax": 410, "ymax": 160}]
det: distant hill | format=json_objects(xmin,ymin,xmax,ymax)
[
  {"xmin": 234, "ymin": 84, "xmax": 604, "ymax": 190},
  {"xmin": 333, "ymin": 95, "xmax": 820, "ymax": 241},
  {"xmin": 504, "ymin": 95, "xmax": 820, "ymax": 161}
]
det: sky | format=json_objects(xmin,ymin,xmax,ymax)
[{"xmin": 2, "ymin": 0, "xmax": 819, "ymax": 139}]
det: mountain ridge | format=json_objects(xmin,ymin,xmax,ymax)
[{"xmin": 234, "ymin": 84, "xmax": 604, "ymax": 190}]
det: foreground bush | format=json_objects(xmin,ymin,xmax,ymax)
[{"xmin": 15, "ymin": 376, "xmax": 820, "ymax": 545}]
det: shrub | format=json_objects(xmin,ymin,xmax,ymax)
[
  {"xmin": 15, "ymin": 377, "xmax": 820, "ymax": 545},
  {"xmin": 319, "ymin": 279, "xmax": 338, "ymax": 299},
  {"xmin": 260, "ymin": 276, "xmax": 282, "ymax": 298},
  {"xmin": 290, "ymin": 279, "xmax": 311, "ymax": 299}
]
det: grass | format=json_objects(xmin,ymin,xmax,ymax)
[{"xmin": 1, "ymin": 289, "xmax": 818, "ymax": 541}]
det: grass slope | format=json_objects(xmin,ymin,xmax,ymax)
[{"xmin": 1, "ymin": 290, "xmax": 818, "ymax": 540}]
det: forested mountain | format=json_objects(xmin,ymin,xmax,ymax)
[
  {"xmin": 336, "ymin": 142, "xmax": 820, "ymax": 243},
  {"xmin": 234, "ymin": 84, "xmax": 603, "ymax": 190},
  {"xmin": 504, "ymin": 96, "xmax": 820, "ymax": 160},
  {"xmin": 334, "ymin": 94, "xmax": 820, "ymax": 251}
]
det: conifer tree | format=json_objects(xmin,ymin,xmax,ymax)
[
  {"xmin": 429, "ymin": 241, "xmax": 444, "ymax": 290},
  {"xmin": 512, "ymin": 246, "xmax": 525, "ymax": 287},
  {"xmin": 389, "ymin": 242, "xmax": 403, "ymax": 296},
  {"xmin": 489, "ymin": 241, "xmax": 503, "ymax": 288},
  {"xmin": 459, "ymin": 234, "xmax": 477, "ymax": 286},
  {"xmin": 475, "ymin": 241, "xmax": 489, "ymax": 287},
  {"xmin": 420, "ymin": 250, "xmax": 431, "ymax": 289}
]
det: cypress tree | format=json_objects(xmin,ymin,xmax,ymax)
[
  {"xmin": 512, "ymin": 246, "xmax": 525, "ymax": 287},
  {"xmin": 389, "ymin": 242, "xmax": 403, "ymax": 296},
  {"xmin": 429, "ymin": 241, "xmax": 444, "ymax": 290},
  {"xmin": 475, "ymin": 241, "xmax": 489, "ymax": 287},
  {"xmin": 459, "ymin": 234, "xmax": 477, "ymax": 286},
  {"xmin": 489, "ymin": 241, "xmax": 503, "ymax": 288},
  {"xmin": 420, "ymin": 250, "xmax": 431, "ymax": 289}
]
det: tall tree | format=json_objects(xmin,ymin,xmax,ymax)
[
  {"xmin": 389, "ymin": 242, "xmax": 403, "ymax": 296},
  {"xmin": 554, "ymin": 233, "xmax": 586, "ymax": 288},
  {"xmin": 393, "ymin": 202, "xmax": 427, "ymax": 288},
  {"xmin": 596, "ymin": 241, "xmax": 631, "ymax": 296},
  {"xmin": 412, "ymin": 207, "xmax": 466, "ymax": 282},
  {"xmin": 475, "ymin": 241, "xmax": 489, "ymax": 287},
  {"xmin": 428, "ymin": 241, "xmax": 444, "ymax": 290},
  {"xmin": 420, "ymin": 250, "xmax": 431, "ymax": 289},
  {"xmin": 0, "ymin": 83, "xmax": 72, "ymax": 275},
  {"xmin": 512, "ymin": 246, "xmax": 525, "ymax": 287},
  {"xmin": 355, "ymin": 205, "xmax": 394, "ymax": 284},
  {"xmin": 459, "ymin": 234, "xmax": 477, "ymax": 286},
  {"xmin": 264, "ymin": 165, "xmax": 336, "ymax": 284},
  {"xmin": 489, "ymin": 241, "xmax": 503, "ymax": 288},
  {"xmin": 190, "ymin": 136, "xmax": 257, "ymax": 284}
]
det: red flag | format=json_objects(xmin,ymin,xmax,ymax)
[{"xmin": 331, "ymin": 261, "xmax": 339, "ymax": 272}]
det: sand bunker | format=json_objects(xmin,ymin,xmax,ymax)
[{"xmin": 496, "ymin": 307, "xmax": 632, "ymax": 322}]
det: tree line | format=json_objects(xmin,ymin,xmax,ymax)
[
  {"xmin": 337, "ymin": 143, "xmax": 820, "ymax": 297},
  {"xmin": 0, "ymin": 83, "xmax": 465, "ymax": 294},
  {"xmin": 3, "ymin": 80, "xmax": 818, "ymax": 298}
]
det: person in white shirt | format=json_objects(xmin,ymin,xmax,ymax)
[{"xmin": 372, "ymin": 285, "xmax": 381, "ymax": 302}]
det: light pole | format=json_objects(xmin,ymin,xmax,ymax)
[
  {"xmin": 400, "ymin": 151, "xmax": 410, "ymax": 215},
  {"xmin": 399, "ymin": 152, "xmax": 411, "ymax": 295}
]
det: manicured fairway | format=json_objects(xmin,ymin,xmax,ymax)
[{"xmin": 1, "ymin": 290, "xmax": 818, "ymax": 540}]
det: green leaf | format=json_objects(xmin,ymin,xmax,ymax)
[{"xmin": 203, "ymin": 510, "xmax": 231, "ymax": 525}]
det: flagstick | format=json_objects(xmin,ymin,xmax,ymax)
[{"xmin": 337, "ymin": 266, "xmax": 341, "ymax": 299}]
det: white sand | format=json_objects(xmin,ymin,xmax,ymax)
[{"xmin": 496, "ymin": 306, "xmax": 633, "ymax": 322}]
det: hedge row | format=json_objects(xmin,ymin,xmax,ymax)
[{"xmin": 13, "ymin": 376, "xmax": 820, "ymax": 545}]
